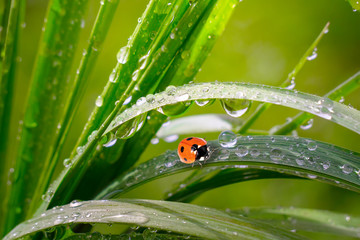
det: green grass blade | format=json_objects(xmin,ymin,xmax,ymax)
[
  {"xmin": 4, "ymin": 0, "xmax": 89, "ymax": 232},
  {"xmin": 97, "ymin": 136, "xmax": 360, "ymax": 199},
  {"xmin": 271, "ymin": 70, "xmax": 360, "ymax": 135},
  {"xmin": 0, "ymin": 0, "xmax": 25, "ymax": 236},
  {"xmin": 42, "ymin": 0, "xmax": 193, "ymax": 208},
  {"xmin": 238, "ymin": 22, "xmax": 330, "ymax": 134},
  {"xmin": 4, "ymin": 199, "xmax": 306, "ymax": 240},
  {"xmin": 166, "ymin": 168, "xmax": 297, "ymax": 202},
  {"xmin": 347, "ymin": 0, "xmax": 360, "ymax": 10},
  {"xmin": 27, "ymin": 0, "xmax": 122, "ymax": 222},
  {"xmin": 105, "ymin": 82, "xmax": 360, "ymax": 136},
  {"xmin": 72, "ymin": 0, "xmax": 240, "ymax": 202},
  {"xmin": 233, "ymin": 207, "xmax": 360, "ymax": 238}
]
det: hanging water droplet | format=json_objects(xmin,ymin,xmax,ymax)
[
  {"xmin": 195, "ymin": 99, "xmax": 215, "ymax": 107},
  {"xmin": 170, "ymin": 32, "xmax": 175, "ymax": 39},
  {"xmin": 103, "ymin": 136, "xmax": 117, "ymax": 148},
  {"xmin": 109, "ymin": 69, "xmax": 117, "ymax": 83},
  {"xmin": 340, "ymin": 164, "xmax": 353, "ymax": 174},
  {"xmin": 139, "ymin": 52, "xmax": 149, "ymax": 70},
  {"xmin": 95, "ymin": 96, "xmax": 103, "ymax": 107},
  {"xmin": 307, "ymin": 141, "xmax": 317, "ymax": 151},
  {"xmin": 285, "ymin": 78, "xmax": 296, "ymax": 90},
  {"xmin": 307, "ymin": 48, "xmax": 318, "ymax": 61},
  {"xmin": 162, "ymin": 101, "xmax": 192, "ymax": 117},
  {"xmin": 132, "ymin": 69, "xmax": 140, "ymax": 81},
  {"xmin": 116, "ymin": 114, "xmax": 147, "ymax": 139},
  {"xmin": 339, "ymin": 96, "xmax": 345, "ymax": 103},
  {"xmin": 300, "ymin": 119, "xmax": 314, "ymax": 130},
  {"xmin": 218, "ymin": 131, "xmax": 237, "ymax": 148},
  {"xmin": 235, "ymin": 146, "xmax": 248, "ymax": 157},
  {"xmin": 117, "ymin": 46, "xmax": 130, "ymax": 64},
  {"xmin": 220, "ymin": 99, "xmax": 251, "ymax": 118},
  {"xmin": 123, "ymin": 96, "xmax": 132, "ymax": 105},
  {"xmin": 270, "ymin": 148, "xmax": 284, "ymax": 162}
]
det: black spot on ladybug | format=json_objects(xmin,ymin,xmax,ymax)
[
  {"xmin": 184, "ymin": 158, "xmax": 188, "ymax": 162},
  {"xmin": 191, "ymin": 144, "xmax": 198, "ymax": 152},
  {"xmin": 180, "ymin": 146, "xmax": 184, "ymax": 152},
  {"xmin": 186, "ymin": 137, "xmax": 193, "ymax": 141}
]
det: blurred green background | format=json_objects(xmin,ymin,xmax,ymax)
[{"xmin": 12, "ymin": 0, "xmax": 360, "ymax": 235}]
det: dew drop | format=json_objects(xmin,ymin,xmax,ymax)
[
  {"xmin": 69, "ymin": 200, "xmax": 84, "ymax": 208},
  {"xmin": 117, "ymin": 46, "xmax": 130, "ymax": 64},
  {"xmin": 218, "ymin": 130, "xmax": 237, "ymax": 148},
  {"xmin": 220, "ymin": 99, "xmax": 251, "ymax": 118},
  {"xmin": 307, "ymin": 48, "xmax": 318, "ymax": 61},
  {"xmin": 109, "ymin": 69, "xmax": 117, "ymax": 83},
  {"xmin": 165, "ymin": 85, "xmax": 177, "ymax": 96},
  {"xmin": 270, "ymin": 148, "xmax": 284, "ymax": 162},
  {"xmin": 300, "ymin": 119, "xmax": 314, "ymax": 130},
  {"xmin": 132, "ymin": 69, "xmax": 140, "ymax": 81},
  {"xmin": 63, "ymin": 158, "xmax": 72, "ymax": 168},
  {"xmin": 103, "ymin": 137, "xmax": 117, "ymax": 148},
  {"xmin": 170, "ymin": 32, "xmax": 175, "ymax": 39},
  {"xmin": 235, "ymin": 146, "xmax": 248, "ymax": 157},
  {"xmin": 136, "ymin": 97, "xmax": 146, "ymax": 106},
  {"xmin": 285, "ymin": 78, "xmax": 296, "ymax": 90},
  {"xmin": 320, "ymin": 161, "xmax": 330, "ymax": 170},
  {"xmin": 195, "ymin": 99, "xmax": 214, "ymax": 107},
  {"xmin": 339, "ymin": 96, "xmax": 345, "ymax": 103},
  {"xmin": 249, "ymin": 148, "xmax": 260, "ymax": 157},
  {"xmin": 76, "ymin": 146, "xmax": 84, "ymax": 154},
  {"xmin": 340, "ymin": 164, "xmax": 353, "ymax": 174},
  {"xmin": 123, "ymin": 96, "xmax": 132, "ymax": 105},
  {"xmin": 295, "ymin": 158, "xmax": 305, "ymax": 166},
  {"xmin": 307, "ymin": 141, "xmax": 317, "ymax": 151},
  {"xmin": 95, "ymin": 96, "xmax": 103, "ymax": 107}
]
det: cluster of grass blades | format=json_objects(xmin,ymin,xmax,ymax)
[{"xmin": 1, "ymin": 0, "xmax": 360, "ymax": 239}]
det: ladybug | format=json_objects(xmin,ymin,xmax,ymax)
[{"xmin": 177, "ymin": 137, "xmax": 210, "ymax": 165}]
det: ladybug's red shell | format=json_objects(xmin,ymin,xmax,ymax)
[{"xmin": 177, "ymin": 137, "xmax": 209, "ymax": 164}]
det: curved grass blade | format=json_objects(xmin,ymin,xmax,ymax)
[
  {"xmin": 5, "ymin": 0, "xmax": 89, "ymax": 231},
  {"xmin": 27, "ymin": 0, "xmax": 123, "ymax": 222},
  {"xmin": 271, "ymin": 70, "xmax": 360, "ymax": 135},
  {"xmin": 4, "ymin": 199, "xmax": 305, "ymax": 240},
  {"xmin": 105, "ymin": 82, "xmax": 360, "ymax": 136},
  {"xmin": 166, "ymin": 168, "xmax": 297, "ymax": 203},
  {"xmin": 232, "ymin": 207, "xmax": 360, "ymax": 238},
  {"xmin": 97, "ymin": 136, "xmax": 360, "ymax": 199},
  {"xmin": 0, "ymin": 0, "xmax": 25, "ymax": 236},
  {"xmin": 238, "ymin": 22, "xmax": 330, "ymax": 134}
]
